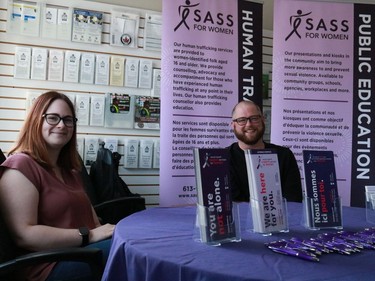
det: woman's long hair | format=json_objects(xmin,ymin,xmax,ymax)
[{"xmin": 9, "ymin": 91, "xmax": 81, "ymax": 172}]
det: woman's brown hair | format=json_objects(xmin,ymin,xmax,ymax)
[{"xmin": 9, "ymin": 91, "xmax": 81, "ymax": 171}]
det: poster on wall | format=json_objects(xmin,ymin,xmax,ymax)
[
  {"xmin": 271, "ymin": 0, "xmax": 375, "ymax": 207},
  {"xmin": 159, "ymin": 0, "xmax": 263, "ymax": 206}
]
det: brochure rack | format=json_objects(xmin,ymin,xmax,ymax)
[
  {"xmin": 365, "ymin": 186, "xmax": 375, "ymax": 224},
  {"xmin": 247, "ymin": 197, "xmax": 289, "ymax": 236},
  {"xmin": 302, "ymin": 196, "xmax": 343, "ymax": 230},
  {"xmin": 194, "ymin": 202, "xmax": 241, "ymax": 246}
]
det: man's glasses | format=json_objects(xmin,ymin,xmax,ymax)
[
  {"xmin": 232, "ymin": 115, "xmax": 262, "ymax": 126},
  {"xmin": 42, "ymin": 113, "xmax": 77, "ymax": 128}
]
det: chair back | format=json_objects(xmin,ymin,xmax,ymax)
[
  {"xmin": 0, "ymin": 150, "xmax": 5, "ymax": 165},
  {"xmin": 0, "ymin": 211, "xmax": 18, "ymax": 265},
  {"xmin": 0, "ymin": 149, "xmax": 18, "ymax": 266}
]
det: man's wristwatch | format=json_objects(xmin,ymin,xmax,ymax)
[{"xmin": 78, "ymin": 227, "xmax": 90, "ymax": 247}]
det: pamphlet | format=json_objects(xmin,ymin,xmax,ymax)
[
  {"xmin": 193, "ymin": 148, "xmax": 236, "ymax": 243},
  {"xmin": 77, "ymin": 137, "xmax": 85, "ymax": 160},
  {"xmin": 302, "ymin": 150, "xmax": 342, "ymax": 228},
  {"xmin": 48, "ymin": 49, "xmax": 64, "ymax": 81},
  {"xmin": 41, "ymin": 6, "xmax": 57, "ymax": 39},
  {"xmin": 90, "ymin": 95, "xmax": 105, "ymax": 126},
  {"xmin": 124, "ymin": 58, "xmax": 139, "ymax": 88},
  {"xmin": 104, "ymin": 93, "xmax": 133, "ymax": 129},
  {"xmin": 123, "ymin": 139, "xmax": 139, "ymax": 168},
  {"xmin": 139, "ymin": 139, "xmax": 154, "ymax": 169},
  {"xmin": 63, "ymin": 51, "xmax": 81, "ymax": 83},
  {"xmin": 14, "ymin": 46, "xmax": 31, "ymax": 79},
  {"xmin": 80, "ymin": 53, "xmax": 96, "ymax": 84},
  {"xmin": 134, "ymin": 96, "xmax": 160, "ymax": 130},
  {"xmin": 245, "ymin": 149, "xmax": 287, "ymax": 233},
  {"xmin": 84, "ymin": 137, "xmax": 99, "ymax": 166},
  {"xmin": 57, "ymin": 7, "xmax": 72, "ymax": 40},
  {"xmin": 104, "ymin": 138, "xmax": 118, "ymax": 153},
  {"xmin": 110, "ymin": 11, "xmax": 139, "ymax": 48},
  {"xmin": 138, "ymin": 59, "xmax": 153, "ymax": 89},
  {"xmin": 72, "ymin": 9, "xmax": 103, "ymax": 44},
  {"xmin": 31, "ymin": 48, "xmax": 48, "ymax": 80},
  {"xmin": 110, "ymin": 56, "xmax": 125, "ymax": 86},
  {"xmin": 95, "ymin": 54, "xmax": 110, "ymax": 85},
  {"xmin": 153, "ymin": 139, "xmax": 160, "ymax": 169},
  {"xmin": 151, "ymin": 68, "xmax": 161, "ymax": 97},
  {"xmin": 75, "ymin": 95, "xmax": 90, "ymax": 126},
  {"xmin": 143, "ymin": 13, "xmax": 162, "ymax": 52}
]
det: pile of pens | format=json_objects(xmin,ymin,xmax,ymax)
[{"xmin": 265, "ymin": 227, "xmax": 375, "ymax": 262}]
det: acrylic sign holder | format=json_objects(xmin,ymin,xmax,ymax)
[
  {"xmin": 194, "ymin": 202, "xmax": 241, "ymax": 246},
  {"xmin": 246, "ymin": 197, "xmax": 289, "ymax": 236},
  {"xmin": 302, "ymin": 196, "xmax": 343, "ymax": 230}
]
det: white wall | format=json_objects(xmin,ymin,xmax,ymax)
[{"xmin": 87, "ymin": 0, "xmax": 275, "ymax": 30}]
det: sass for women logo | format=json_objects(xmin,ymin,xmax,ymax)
[
  {"xmin": 173, "ymin": 0, "xmax": 234, "ymax": 34},
  {"xmin": 285, "ymin": 9, "xmax": 349, "ymax": 41},
  {"xmin": 174, "ymin": 0, "xmax": 200, "ymax": 31}
]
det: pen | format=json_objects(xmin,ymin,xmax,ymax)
[
  {"xmin": 290, "ymin": 237, "xmax": 322, "ymax": 255},
  {"xmin": 268, "ymin": 246, "xmax": 319, "ymax": 262}
]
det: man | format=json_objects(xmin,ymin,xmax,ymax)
[{"xmin": 229, "ymin": 100, "xmax": 303, "ymax": 202}]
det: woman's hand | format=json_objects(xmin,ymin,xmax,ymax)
[{"xmin": 89, "ymin": 223, "xmax": 115, "ymax": 243}]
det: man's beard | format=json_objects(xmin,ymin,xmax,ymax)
[{"xmin": 234, "ymin": 123, "xmax": 265, "ymax": 146}]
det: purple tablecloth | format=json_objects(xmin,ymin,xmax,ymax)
[{"xmin": 102, "ymin": 202, "xmax": 374, "ymax": 281}]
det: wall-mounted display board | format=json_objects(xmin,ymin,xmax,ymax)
[{"xmin": 0, "ymin": 0, "xmax": 162, "ymax": 207}]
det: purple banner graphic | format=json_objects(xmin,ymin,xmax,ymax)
[
  {"xmin": 160, "ymin": 0, "xmax": 263, "ymax": 206},
  {"xmin": 272, "ymin": 0, "xmax": 375, "ymax": 207},
  {"xmin": 351, "ymin": 4, "xmax": 375, "ymax": 207}
]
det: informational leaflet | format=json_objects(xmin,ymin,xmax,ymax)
[
  {"xmin": 41, "ymin": 6, "xmax": 57, "ymax": 39},
  {"xmin": 104, "ymin": 93, "xmax": 133, "ymax": 129},
  {"xmin": 48, "ymin": 49, "xmax": 64, "ymax": 81},
  {"xmin": 139, "ymin": 139, "xmax": 154, "ymax": 169},
  {"xmin": 75, "ymin": 95, "xmax": 90, "ymax": 126},
  {"xmin": 138, "ymin": 59, "xmax": 153, "ymax": 89},
  {"xmin": 80, "ymin": 53, "xmax": 96, "ymax": 84},
  {"xmin": 84, "ymin": 137, "xmax": 99, "ymax": 166},
  {"xmin": 134, "ymin": 96, "xmax": 160, "ymax": 130},
  {"xmin": 72, "ymin": 9, "xmax": 103, "ymax": 44},
  {"xmin": 124, "ymin": 58, "xmax": 139, "ymax": 88},
  {"xmin": 63, "ymin": 51, "xmax": 81, "ymax": 83},
  {"xmin": 31, "ymin": 48, "xmax": 48, "ymax": 80},
  {"xmin": 193, "ymin": 148, "xmax": 237, "ymax": 243},
  {"xmin": 14, "ymin": 46, "xmax": 31, "ymax": 79},
  {"xmin": 302, "ymin": 150, "xmax": 342, "ymax": 229},
  {"xmin": 90, "ymin": 95, "xmax": 105, "ymax": 127},
  {"xmin": 143, "ymin": 13, "xmax": 162, "ymax": 52},
  {"xmin": 109, "ymin": 56, "xmax": 125, "ymax": 87},
  {"xmin": 124, "ymin": 139, "xmax": 139, "ymax": 168},
  {"xmin": 95, "ymin": 54, "xmax": 110, "ymax": 85},
  {"xmin": 57, "ymin": 8, "xmax": 72, "ymax": 40},
  {"xmin": 245, "ymin": 149, "xmax": 287, "ymax": 234},
  {"xmin": 110, "ymin": 11, "xmax": 139, "ymax": 48}
]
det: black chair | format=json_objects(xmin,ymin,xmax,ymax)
[
  {"xmin": 0, "ymin": 213, "xmax": 103, "ymax": 281},
  {"xmin": 80, "ymin": 145, "xmax": 146, "ymax": 225},
  {"xmin": 0, "ymin": 149, "xmax": 104, "ymax": 281}
]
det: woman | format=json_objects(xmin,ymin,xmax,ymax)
[{"xmin": 0, "ymin": 91, "xmax": 115, "ymax": 281}]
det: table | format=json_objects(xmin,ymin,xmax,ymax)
[{"xmin": 102, "ymin": 202, "xmax": 375, "ymax": 281}]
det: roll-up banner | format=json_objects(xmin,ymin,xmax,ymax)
[
  {"xmin": 160, "ymin": 0, "xmax": 263, "ymax": 206},
  {"xmin": 272, "ymin": 0, "xmax": 375, "ymax": 207}
]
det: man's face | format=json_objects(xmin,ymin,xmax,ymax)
[{"xmin": 231, "ymin": 103, "xmax": 265, "ymax": 146}]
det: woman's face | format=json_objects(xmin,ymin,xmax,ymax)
[{"xmin": 41, "ymin": 99, "xmax": 75, "ymax": 152}]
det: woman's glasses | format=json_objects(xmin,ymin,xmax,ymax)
[{"xmin": 42, "ymin": 114, "xmax": 77, "ymax": 128}]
